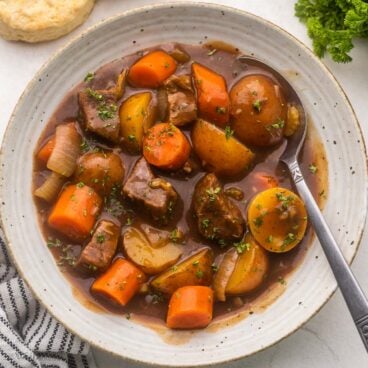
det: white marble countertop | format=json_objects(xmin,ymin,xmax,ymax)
[{"xmin": 1, "ymin": 0, "xmax": 367, "ymax": 367}]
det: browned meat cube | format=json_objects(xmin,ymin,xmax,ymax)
[
  {"xmin": 192, "ymin": 173, "xmax": 244, "ymax": 243},
  {"xmin": 163, "ymin": 75, "xmax": 197, "ymax": 126},
  {"xmin": 123, "ymin": 157, "xmax": 178, "ymax": 222},
  {"xmin": 78, "ymin": 88, "xmax": 120, "ymax": 143},
  {"xmin": 77, "ymin": 220, "xmax": 120, "ymax": 271}
]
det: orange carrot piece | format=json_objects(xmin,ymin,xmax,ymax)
[
  {"xmin": 143, "ymin": 122, "xmax": 191, "ymax": 170},
  {"xmin": 48, "ymin": 184, "xmax": 102, "ymax": 240},
  {"xmin": 128, "ymin": 50, "xmax": 177, "ymax": 88},
  {"xmin": 192, "ymin": 63, "xmax": 229, "ymax": 128},
  {"xmin": 91, "ymin": 258, "xmax": 146, "ymax": 306},
  {"xmin": 166, "ymin": 286, "xmax": 214, "ymax": 329},
  {"xmin": 37, "ymin": 136, "xmax": 55, "ymax": 164}
]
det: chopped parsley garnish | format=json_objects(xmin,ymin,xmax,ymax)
[
  {"xmin": 128, "ymin": 134, "xmax": 136, "ymax": 141},
  {"xmin": 201, "ymin": 218, "xmax": 210, "ymax": 229},
  {"xmin": 275, "ymin": 192, "xmax": 294, "ymax": 210},
  {"xmin": 80, "ymin": 139, "xmax": 90, "ymax": 153},
  {"xmin": 267, "ymin": 118, "xmax": 285, "ymax": 131},
  {"xmin": 309, "ymin": 164, "xmax": 318, "ymax": 174},
  {"xmin": 192, "ymin": 260, "xmax": 200, "ymax": 266},
  {"xmin": 253, "ymin": 216, "xmax": 263, "ymax": 228},
  {"xmin": 195, "ymin": 269, "xmax": 204, "ymax": 279},
  {"xmin": 96, "ymin": 234, "xmax": 105, "ymax": 243},
  {"xmin": 215, "ymin": 106, "xmax": 227, "ymax": 115},
  {"xmin": 266, "ymin": 235, "xmax": 273, "ymax": 243},
  {"xmin": 76, "ymin": 182, "xmax": 85, "ymax": 188},
  {"xmin": 211, "ymin": 263, "xmax": 219, "ymax": 272},
  {"xmin": 98, "ymin": 103, "xmax": 117, "ymax": 121},
  {"xmin": 278, "ymin": 276, "xmax": 286, "ymax": 285},
  {"xmin": 84, "ymin": 72, "xmax": 95, "ymax": 83},
  {"xmin": 224, "ymin": 125, "xmax": 234, "ymax": 140},
  {"xmin": 47, "ymin": 238, "xmax": 62, "ymax": 248},
  {"xmin": 234, "ymin": 241, "xmax": 250, "ymax": 254},
  {"xmin": 282, "ymin": 233, "xmax": 296, "ymax": 248},
  {"xmin": 164, "ymin": 62, "xmax": 171, "ymax": 69},
  {"xmin": 86, "ymin": 88, "xmax": 103, "ymax": 101},
  {"xmin": 169, "ymin": 228, "xmax": 181, "ymax": 243},
  {"xmin": 252, "ymin": 99, "xmax": 262, "ymax": 112},
  {"xmin": 206, "ymin": 187, "xmax": 221, "ymax": 202}
]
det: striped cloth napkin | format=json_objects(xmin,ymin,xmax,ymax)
[{"xmin": 0, "ymin": 230, "xmax": 96, "ymax": 368}]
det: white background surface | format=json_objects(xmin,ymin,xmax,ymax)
[{"xmin": 0, "ymin": 0, "xmax": 367, "ymax": 367}]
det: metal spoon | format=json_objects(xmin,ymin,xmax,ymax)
[{"xmin": 238, "ymin": 55, "xmax": 368, "ymax": 352}]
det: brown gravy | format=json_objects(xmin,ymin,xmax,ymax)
[{"xmin": 33, "ymin": 42, "xmax": 328, "ymax": 333}]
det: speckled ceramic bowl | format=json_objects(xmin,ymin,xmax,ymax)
[{"xmin": 0, "ymin": 2, "xmax": 367, "ymax": 367}]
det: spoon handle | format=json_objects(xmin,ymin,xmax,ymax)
[{"xmin": 287, "ymin": 160, "xmax": 368, "ymax": 352}]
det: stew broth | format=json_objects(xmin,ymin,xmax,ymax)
[{"xmin": 33, "ymin": 42, "xmax": 328, "ymax": 327}]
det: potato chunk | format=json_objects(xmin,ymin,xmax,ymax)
[
  {"xmin": 123, "ymin": 227, "xmax": 182, "ymax": 275},
  {"xmin": 226, "ymin": 234, "xmax": 269, "ymax": 295},
  {"xmin": 284, "ymin": 105, "xmax": 300, "ymax": 137},
  {"xmin": 74, "ymin": 152, "xmax": 124, "ymax": 196},
  {"xmin": 230, "ymin": 75, "xmax": 287, "ymax": 147},
  {"xmin": 119, "ymin": 92, "xmax": 156, "ymax": 153},
  {"xmin": 151, "ymin": 248, "xmax": 214, "ymax": 294},
  {"xmin": 248, "ymin": 187, "xmax": 308, "ymax": 252},
  {"xmin": 191, "ymin": 119, "xmax": 254, "ymax": 177}
]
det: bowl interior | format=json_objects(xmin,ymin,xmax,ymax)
[{"xmin": 0, "ymin": 3, "xmax": 366, "ymax": 366}]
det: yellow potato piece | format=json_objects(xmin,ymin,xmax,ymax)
[
  {"xmin": 226, "ymin": 234, "xmax": 269, "ymax": 295},
  {"xmin": 151, "ymin": 248, "xmax": 214, "ymax": 294},
  {"xmin": 123, "ymin": 227, "xmax": 182, "ymax": 275},
  {"xmin": 119, "ymin": 92, "xmax": 156, "ymax": 153},
  {"xmin": 191, "ymin": 119, "xmax": 254, "ymax": 177},
  {"xmin": 248, "ymin": 187, "xmax": 308, "ymax": 252},
  {"xmin": 284, "ymin": 105, "xmax": 300, "ymax": 137}
]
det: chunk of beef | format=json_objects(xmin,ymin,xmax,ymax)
[
  {"xmin": 163, "ymin": 75, "xmax": 197, "ymax": 126},
  {"xmin": 78, "ymin": 88, "xmax": 120, "ymax": 143},
  {"xmin": 77, "ymin": 220, "xmax": 120, "ymax": 271},
  {"xmin": 123, "ymin": 158, "xmax": 178, "ymax": 222},
  {"xmin": 192, "ymin": 173, "xmax": 244, "ymax": 242}
]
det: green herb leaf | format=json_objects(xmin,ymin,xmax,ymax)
[
  {"xmin": 234, "ymin": 241, "xmax": 250, "ymax": 254},
  {"xmin": 215, "ymin": 106, "xmax": 227, "ymax": 115},
  {"xmin": 206, "ymin": 187, "xmax": 221, "ymax": 202},
  {"xmin": 96, "ymin": 234, "xmax": 105, "ymax": 243},
  {"xmin": 84, "ymin": 72, "xmax": 95, "ymax": 83},
  {"xmin": 309, "ymin": 163, "xmax": 318, "ymax": 174},
  {"xmin": 224, "ymin": 125, "xmax": 234, "ymax": 140},
  {"xmin": 252, "ymin": 99, "xmax": 262, "ymax": 112}
]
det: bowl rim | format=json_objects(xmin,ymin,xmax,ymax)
[{"xmin": 1, "ymin": 1, "xmax": 367, "ymax": 366}]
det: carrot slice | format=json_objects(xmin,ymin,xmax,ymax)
[
  {"xmin": 143, "ymin": 122, "xmax": 191, "ymax": 170},
  {"xmin": 48, "ymin": 184, "xmax": 102, "ymax": 240},
  {"xmin": 37, "ymin": 136, "xmax": 55, "ymax": 164},
  {"xmin": 91, "ymin": 258, "xmax": 146, "ymax": 306},
  {"xmin": 192, "ymin": 63, "xmax": 229, "ymax": 127},
  {"xmin": 128, "ymin": 50, "xmax": 177, "ymax": 88},
  {"xmin": 166, "ymin": 286, "xmax": 214, "ymax": 329}
]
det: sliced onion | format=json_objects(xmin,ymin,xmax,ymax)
[
  {"xmin": 115, "ymin": 69, "xmax": 127, "ymax": 100},
  {"xmin": 213, "ymin": 248, "xmax": 238, "ymax": 301},
  {"xmin": 34, "ymin": 172, "xmax": 65, "ymax": 202},
  {"xmin": 47, "ymin": 123, "xmax": 81, "ymax": 177}
]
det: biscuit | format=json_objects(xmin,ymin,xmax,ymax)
[{"xmin": 0, "ymin": 0, "xmax": 95, "ymax": 43}]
